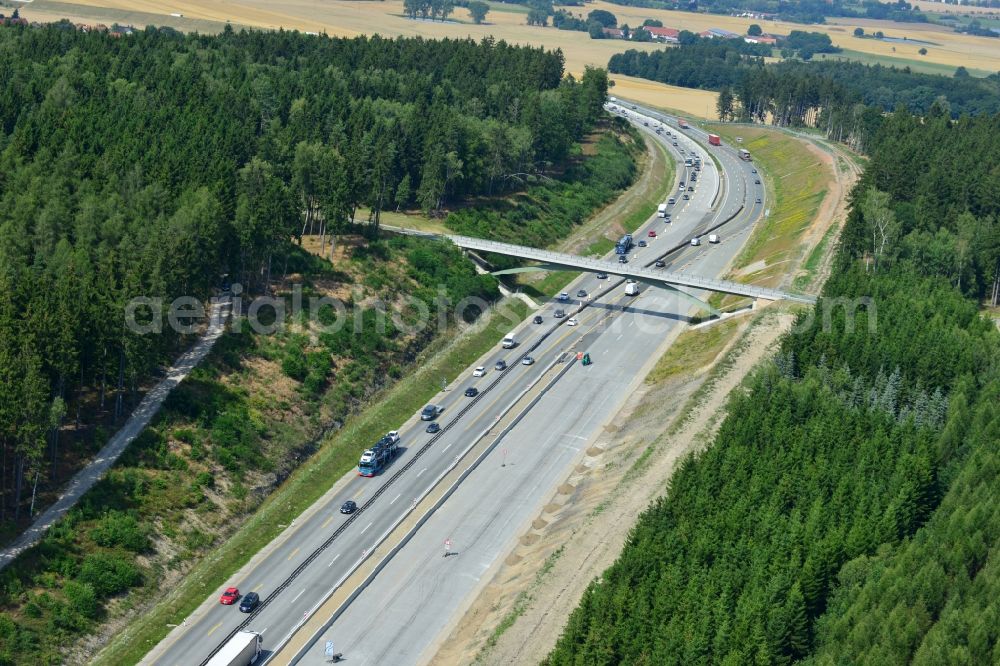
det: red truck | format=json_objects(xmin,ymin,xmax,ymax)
[
  {"xmin": 677, "ymin": 118, "xmax": 689, "ymax": 129},
  {"xmin": 708, "ymin": 134, "xmax": 721, "ymax": 146}
]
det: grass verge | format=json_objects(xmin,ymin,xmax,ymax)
[
  {"xmin": 644, "ymin": 318, "xmax": 741, "ymax": 385},
  {"xmin": 94, "ymin": 299, "xmax": 528, "ymax": 666}
]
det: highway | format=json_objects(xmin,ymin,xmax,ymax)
[{"xmin": 142, "ymin": 102, "xmax": 765, "ymax": 666}]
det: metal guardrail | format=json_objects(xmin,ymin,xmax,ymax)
[{"xmin": 448, "ymin": 235, "xmax": 816, "ymax": 304}]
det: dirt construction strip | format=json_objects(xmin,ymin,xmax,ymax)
[{"xmin": 0, "ymin": 298, "xmax": 231, "ymax": 571}]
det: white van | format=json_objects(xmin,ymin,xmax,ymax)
[
  {"xmin": 657, "ymin": 203, "xmax": 668, "ymax": 218},
  {"xmin": 625, "ymin": 280, "xmax": 639, "ymax": 296},
  {"xmin": 709, "ymin": 234, "xmax": 720, "ymax": 244},
  {"xmin": 691, "ymin": 237, "xmax": 701, "ymax": 246},
  {"xmin": 501, "ymin": 336, "xmax": 516, "ymax": 349}
]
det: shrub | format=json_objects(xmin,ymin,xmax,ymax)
[
  {"xmin": 62, "ymin": 580, "xmax": 99, "ymax": 620},
  {"xmin": 90, "ymin": 511, "xmax": 149, "ymax": 552},
  {"xmin": 76, "ymin": 553, "xmax": 142, "ymax": 598}
]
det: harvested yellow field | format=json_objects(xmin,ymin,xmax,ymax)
[
  {"xmin": 912, "ymin": 0, "xmax": 1000, "ymax": 13},
  {"xmin": 583, "ymin": 1, "xmax": 1000, "ymax": 72},
  {"xmin": 611, "ymin": 75, "xmax": 719, "ymax": 120},
  {"xmin": 28, "ymin": 0, "xmax": 1000, "ymax": 78}
]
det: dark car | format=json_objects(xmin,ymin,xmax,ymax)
[
  {"xmin": 239, "ymin": 592, "xmax": 260, "ymax": 613},
  {"xmin": 340, "ymin": 500, "xmax": 357, "ymax": 514},
  {"xmin": 751, "ymin": 168, "xmax": 757, "ymax": 173},
  {"xmin": 596, "ymin": 272, "xmax": 608, "ymax": 280},
  {"xmin": 533, "ymin": 315, "xmax": 543, "ymax": 324},
  {"xmin": 495, "ymin": 360, "xmax": 507, "ymax": 371},
  {"xmin": 465, "ymin": 387, "xmax": 479, "ymax": 397},
  {"xmin": 618, "ymin": 255, "xmax": 628, "ymax": 264},
  {"xmin": 638, "ymin": 240, "xmax": 648, "ymax": 247},
  {"xmin": 655, "ymin": 259, "xmax": 666, "ymax": 268},
  {"xmin": 755, "ymin": 179, "xmax": 761, "ymax": 184},
  {"xmin": 420, "ymin": 404, "xmax": 443, "ymax": 421},
  {"xmin": 426, "ymin": 421, "xmax": 441, "ymax": 434},
  {"xmin": 554, "ymin": 309, "xmax": 566, "ymax": 319},
  {"xmin": 755, "ymin": 197, "xmax": 762, "ymax": 204},
  {"xmin": 576, "ymin": 289, "xmax": 588, "ymax": 298}
]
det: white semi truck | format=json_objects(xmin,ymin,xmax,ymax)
[
  {"xmin": 207, "ymin": 630, "xmax": 262, "ymax": 666},
  {"xmin": 657, "ymin": 203, "xmax": 668, "ymax": 218}
]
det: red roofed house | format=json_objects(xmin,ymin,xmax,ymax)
[{"xmin": 644, "ymin": 26, "xmax": 680, "ymax": 42}]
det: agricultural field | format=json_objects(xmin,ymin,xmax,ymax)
[
  {"xmin": 23, "ymin": 0, "xmax": 1000, "ymax": 78},
  {"xmin": 610, "ymin": 75, "xmax": 720, "ymax": 121}
]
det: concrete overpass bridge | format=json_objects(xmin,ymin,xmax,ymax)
[{"xmin": 447, "ymin": 234, "xmax": 817, "ymax": 306}]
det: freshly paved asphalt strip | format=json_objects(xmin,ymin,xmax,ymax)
[{"xmin": 0, "ymin": 298, "xmax": 231, "ymax": 570}]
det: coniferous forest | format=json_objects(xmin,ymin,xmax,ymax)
[
  {"xmin": 0, "ymin": 24, "xmax": 607, "ymax": 528},
  {"xmin": 608, "ymin": 39, "xmax": 1000, "ymax": 151},
  {"xmin": 545, "ymin": 111, "xmax": 1000, "ymax": 664}
]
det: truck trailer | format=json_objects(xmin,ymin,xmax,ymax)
[
  {"xmin": 206, "ymin": 631, "xmax": 262, "ymax": 666},
  {"xmin": 708, "ymin": 134, "xmax": 721, "ymax": 146},
  {"xmin": 359, "ymin": 431, "xmax": 400, "ymax": 476},
  {"xmin": 657, "ymin": 203, "xmax": 668, "ymax": 218},
  {"xmin": 678, "ymin": 118, "xmax": 689, "ymax": 129}
]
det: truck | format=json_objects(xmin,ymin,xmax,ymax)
[
  {"xmin": 708, "ymin": 134, "xmax": 721, "ymax": 146},
  {"xmin": 739, "ymin": 148, "xmax": 751, "ymax": 161},
  {"xmin": 657, "ymin": 203, "xmax": 668, "ymax": 218},
  {"xmin": 678, "ymin": 118, "xmax": 689, "ymax": 129},
  {"xmin": 359, "ymin": 431, "xmax": 400, "ymax": 477},
  {"xmin": 206, "ymin": 631, "xmax": 262, "ymax": 666},
  {"xmin": 615, "ymin": 234, "xmax": 633, "ymax": 255}
]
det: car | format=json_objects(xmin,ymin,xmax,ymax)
[
  {"xmin": 239, "ymin": 592, "xmax": 260, "ymax": 613},
  {"xmin": 755, "ymin": 179, "xmax": 761, "ymax": 184},
  {"xmin": 426, "ymin": 421, "xmax": 441, "ymax": 434},
  {"xmin": 682, "ymin": 194, "xmax": 690, "ymax": 200},
  {"xmin": 220, "ymin": 587, "xmax": 240, "ymax": 605},
  {"xmin": 473, "ymin": 366, "xmax": 486, "ymax": 377},
  {"xmin": 521, "ymin": 356, "xmax": 535, "ymax": 365},
  {"xmin": 533, "ymin": 315, "xmax": 543, "ymax": 324},
  {"xmin": 567, "ymin": 317, "xmax": 579, "ymax": 326},
  {"xmin": 643, "ymin": 121, "xmax": 648, "ymax": 126},
  {"xmin": 495, "ymin": 359, "xmax": 507, "ymax": 371},
  {"xmin": 554, "ymin": 309, "xmax": 566, "ymax": 319},
  {"xmin": 420, "ymin": 404, "xmax": 443, "ymax": 420},
  {"xmin": 688, "ymin": 186, "xmax": 694, "ymax": 192},
  {"xmin": 464, "ymin": 387, "xmax": 479, "ymax": 397},
  {"xmin": 672, "ymin": 141, "xmax": 678, "ymax": 146},
  {"xmin": 558, "ymin": 292, "xmax": 569, "ymax": 302},
  {"xmin": 618, "ymin": 255, "xmax": 628, "ymax": 264},
  {"xmin": 751, "ymin": 168, "xmax": 757, "ymax": 173},
  {"xmin": 655, "ymin": 259, "xmax": 666, "ymax": 268},
  {"xmin": 576, "ymin": 289, "xmax": 588, "ymax": 298},
  {"xmin": 638, "ymin": 240, "xmax": 647, "ymax": 247},
  {"xmin": 340, "ymin": 500, "xmax": 357, "ymax": 514},
  {"xmin": 648, "ymin": 230, "xmax": 657, "ymax": 237},
  {"xmin": 679, "ymin": 184, "xmax": 685, "ymax": 191},
  {"xmin": 755, "ymin": 197, "xmax": 762, "ymax": 204},
  {"xmin": 679, "ymin": 181, "xmax": 685, "ymax": 188},
  {"xmin": 596, "ymin": 272, "xmax": 608, "ymax": 280}
]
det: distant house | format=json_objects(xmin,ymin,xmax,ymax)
[
  {"xmin": 700, "ymin": 28, "xmax": 741, "ymax": 39},
  {"xmin": 645, "ymin": 26, "xmax": 680, "ymax": 42},
  {"xmin": 0, "ymin": 14, "xmax": 28, "ymax": 26},
  {"xmin": 603, "ymin": 27, "xmax": 625, "ymax": 39},
  {"xmin": 744, "ymin": 35, "xmax": 778, "ymax": 45}
]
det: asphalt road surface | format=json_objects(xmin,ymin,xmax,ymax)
[{"xmin": 144, "ymin": 104, "xmax": 763, "ymax": 666}]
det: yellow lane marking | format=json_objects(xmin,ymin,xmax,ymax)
[
  {"xmin": 287, "ymin": 547, "xmax": 300, "ymax": 561},
  {"xmin": 206, "ymin": 622, "xmax": 222, "ymax": 637},
  {"xmin": 320, "ymin": 515, "xmax": 334, "ymax": 529}
]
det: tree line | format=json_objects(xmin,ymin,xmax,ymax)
[
  {"xmin": 0, "ymin": 23, "xmax": 607, "ymax": 530},
  {"xmin": 544, "ymin": 108, "xmax": 1000, "ymax": 664},
  {"xmin": 608, "ymin": 38, "xmax": 1000, "ymax": 152}
]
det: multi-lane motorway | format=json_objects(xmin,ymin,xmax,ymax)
[{"xmin": 143, "ymin": 103, "xmax": 765, "ymax": 666}]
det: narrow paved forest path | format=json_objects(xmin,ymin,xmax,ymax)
[{"xmin": 0, "ymin": 298, "xmax": 232, "ymax": 571}]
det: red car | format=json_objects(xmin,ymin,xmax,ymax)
[
  {"xmin": 220, "ymin": 587, "xmax": 240, "ymax": 605},
  {"xmin": 648, "ymin": 230, "xmax": 657, "ymax": 237}
]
